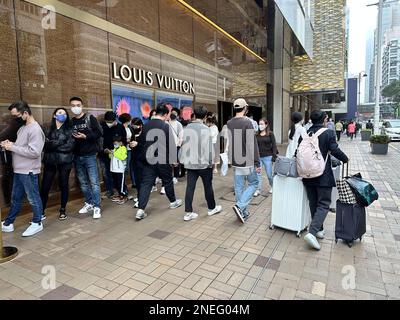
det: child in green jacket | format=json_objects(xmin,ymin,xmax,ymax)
[{"xmin": 110, "ymin": 135, "xmax": 128, "ymax": 204}]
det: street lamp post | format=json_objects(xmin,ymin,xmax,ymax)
[
  {"xmin": 368, "ymin": 0, "xmax": 384, "ymax": 134},
  {"xmin": 358, "ymin": 71, "xmax": 368, "ymax": 121}
]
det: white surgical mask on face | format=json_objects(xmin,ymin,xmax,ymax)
[
  {"xmin": 259, "ymin": 124, "xmax": 266, "ymax": 131},
  {"xmin": 71, "ymin": 106, "xmax": 82, "ymax": 115},
  {"xmin": 106, "ymin": 122, "xmax": 114, "ymax": 128}
]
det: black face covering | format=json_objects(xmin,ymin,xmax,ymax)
[
  {"xmin": 170, "ymin": 113, "xmax": 177, "ymax": 120},
  {"xmin": 15, "ymin": 116, "xmax": 26, "ymax": 126}
]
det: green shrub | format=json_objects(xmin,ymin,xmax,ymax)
[{"xmin": 369, "ymin": 135, "xmax": 391, "ymax": 144}]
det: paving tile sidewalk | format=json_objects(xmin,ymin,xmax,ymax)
[{"xmin": 1, "ymin": 137, "xmax": 400, "ymax": 300}]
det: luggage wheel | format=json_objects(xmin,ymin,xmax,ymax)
[
  {"xmin": 347, "ymin": 241, "xmax": 353, "ymax": 248},
  {"xmin": 269, "ymin": 224, "xmax": 275, "ymax": 230}
]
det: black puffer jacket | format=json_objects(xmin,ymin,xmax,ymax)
[{"xmin": 43, "ymin": 123, "xmax": 75, "ymax": 166}]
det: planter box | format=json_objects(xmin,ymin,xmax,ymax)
[
  {"xmin": 361, "ymin": 131, "xmax": 372, "ymax": 141},
  {"xmin": 371, "ymin": 143, "xmax": 388, "ymax": 155}
]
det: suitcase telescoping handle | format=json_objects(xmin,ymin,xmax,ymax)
[{"xmin": 341, "ymin": 162, "xmax": 349, "ymax": 178}]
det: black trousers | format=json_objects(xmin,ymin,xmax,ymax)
[
  {"xmin": 132, "ymin": 159, "xmax": 143, "ymax": 197},
  {"xmin": 185, "ymin": 168, "xmax": 216, "ymax": 213},
  {"xmin": 336, "ymin": 130, "xmax": 341, "ymax": 141},
  {"xmin": 305, "ymin": 186, "xmax": 332, "ymax": 236},
  {"xmin": 40, "ymin": 163, "xmax": 72, "ymax": 211},
  {"xmin": 112, "ymin": 172, "xmax": 127, "ymax": 197},
  {"xmin": 138, "ymin": 164, "xmax": 176, "ymax": 210},
  {"xmin": 1, "ymin": 161, "xmax": 13, "ymax": 206}
]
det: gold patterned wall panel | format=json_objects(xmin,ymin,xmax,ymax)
[{"xmin": 291, "ymin": 0, "xmax": 346, "ymax": 93}]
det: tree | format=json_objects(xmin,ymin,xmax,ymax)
[{"xmin": 382, "ymin": 80, "xmax": 400, "ymax": 118}]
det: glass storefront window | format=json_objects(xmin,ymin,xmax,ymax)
[
  {"xmin": 156, "ymin": 91, "xmax": 194, "ymax": 121},
  {"xmin": 112, "ymin": 85, "xmax": 154, "ymax": 122}
]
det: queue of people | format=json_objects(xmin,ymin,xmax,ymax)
[{"xmin": 1, "ymin": 97, "xmax": 349, "ymax": 254}]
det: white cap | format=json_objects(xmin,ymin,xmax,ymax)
[{"xmin": 233, "ymin": 98, "xmax": 248, "ymax": 110}]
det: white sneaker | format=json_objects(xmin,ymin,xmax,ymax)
[
  {"xmin": 93, "ymin": 207, "xmax": 101, "ymax": 219},
  {"xmin": 253, "ymin": 190, "xmax": 260, "ymax": 197},
  {"xmin": 22, "ymin": 222, "xmax": 43, "ymax": 237},
  {"xmin": 184, "ymin": 212, "xmax": 198, "ymax": 221},
  {"xmin": 173, "ymin": 178, "xmax": 178, "ymax": 185},
  {"xmin": 208, "ymin": 205, "xmax": 222, "ymax": 216},
  {"xmin": 304, "ymin": 233, "xmax": 321, "ymax": 250},
  {"xmin": 41, "ymin": 214, "xmax": 47, "ymax": 221},
  {"xmin": 136, "ymin": 209, "xmax": 147, "ymax": 220},
  {"xmin": 316, "ymin": 230, "xmax": 325, "ymax": 239},
  {"xmin": 127, "ymin": 195, "xmax": 134, "ymax": 200},
  {"xmin": 170, "ymin": 199, "xmax": 183, "ymax": 209},
  {"xmin": 133, "ymin": 201, "xmax": 139, "ymax": 208},
  {"xmin": 1, "ymin": 221, "xmax": 14, "ymax": 233},
  {"xmin": 269, "ymin": 188, "xmax": 273, "ymax": 194},
  {"xmin": 155, "ymin": 177, "xmax": 162, "ymax": 184},
  {"xmin": 151, "ymin": 186, "xmax": 157, "ymax": 193},
  {"xmin": 134, "ymin": 198, "xmax": 138, "ymax": 202},
  {"xmin": 160, "ymin": 187, "xmax": 166, "ymax": 194},
  {"xmin": 79, "ymin": 203, "xmax": 94, "ymax": 214}
]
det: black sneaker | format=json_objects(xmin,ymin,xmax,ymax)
[
  {"xmin": 59, "ymin": 208, "xmax": 67, "ymax": 221},
  {"xmin": 232, "ymin": 205, "xmax": 245, "ymax": 223}
]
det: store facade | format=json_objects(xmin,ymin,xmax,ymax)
[{"xmin": 0, "ymin": 0, "xmax": 313, "ymax": 209}]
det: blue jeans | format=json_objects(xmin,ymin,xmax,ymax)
[
  {"xmin": 99, "ymin": 156, "xmax": 113, "ymax": 197},
  {"xmin": 233, "ymin": 167, "xmax": 258, "ymax": 217},
  {"xmin": 75, "ymin": 155, "xmax": 101, "ymax": 208},
  {"xmin": 5, "ymin": 173, "xmax": 42, "ymax": 225},
  {"xmin": 257, "ymin": 156, "xmax": 273, "ymax": 191}
]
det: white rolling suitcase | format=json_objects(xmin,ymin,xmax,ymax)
[
  {"xmin": 270, "ymin": 175, "xmax": 311, "ymax": 237},
  {"xmin": 330, "ymin": 165, "xmax": 341, "ymax": 212}
]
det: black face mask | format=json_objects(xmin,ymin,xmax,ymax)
[
  {"xmin": 170, "ymin": 114, "xmax": 178, "ymax": 120},
  {"xmin": 15, "ymin": 116, "xmax": 26, "ymax": 126}
]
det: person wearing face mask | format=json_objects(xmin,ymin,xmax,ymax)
[
  {"xmin": 40, "ymin": 108, "xmax": 75, "ymax": 220},
  {"xmin": 254, "ymin": 119, "xmax": 278, "ymax": 197},
  {"xmin": 70, "ymin": 96, "xmax": 103, "ymax": 219},
  {"xmin": 135, "ymin": 103, "xmax": 182, "ymax": 220},
  {"xmin": 1, "ymin": 101, "xmax": 45, "ymax": 237},
  {"xmin": 129, "ymin": 118, "xmax": 143, "ymax": 208},
  {"xmin": 99, "ymin": 111, "xmax": 127, "ymax": 200},
  {"xmin": 118, "ymin": 113, "xmax": 136, "ymax": 191},
  {"xmin": 168, "ymin": 108, "xmax": 183, "ymax": 185},
  {"xmin": 0, "ymin": 104, "xmax": 25, "ymax": 206}
]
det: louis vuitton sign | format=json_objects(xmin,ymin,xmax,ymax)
[{"xmin": 112, "ymin": 62, "xmax": 195, "ymax": 95}]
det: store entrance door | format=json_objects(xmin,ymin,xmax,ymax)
[{"xmin": 217, "ymin": 101, "xmax": 233, "ymax": 130}]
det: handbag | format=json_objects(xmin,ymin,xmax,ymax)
[
  {"xmin": 274, "ymin": 156, "xmax": 298, "ymax": 178},
  {"xmin": 346, "ymin": 175, "xmax": 379, "ymax": 207},
  {"xmin": 336, "ymin": 164, "xmax": 357, "ymax": 205}
]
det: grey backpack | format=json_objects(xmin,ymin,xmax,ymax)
[{"xmin": 274, "ymin": 156, "xmax": 298, "ymax": 178}]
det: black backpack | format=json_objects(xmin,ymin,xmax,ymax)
[{"xmin": 84, "ymin": 114, "xmax": 104, "ymax": 153}]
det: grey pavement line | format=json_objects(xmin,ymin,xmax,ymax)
[{"xmin": 245, "ymin": 229, "xmax": 286, "ymax": 300}]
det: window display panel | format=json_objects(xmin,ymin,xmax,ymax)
[
  {"xmin": 112, "ymin": 85, "xmax": 154, "ymax": 122},
  {"xmin": 156, "ymin": 91, "xmax": 193, "ymax": 121}
]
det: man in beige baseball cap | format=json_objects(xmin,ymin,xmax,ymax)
[{"xmin": 226, "ymin": 98, "xmax": 261, "ymax": 224}]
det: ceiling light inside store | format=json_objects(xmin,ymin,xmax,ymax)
[{"xmin": 176, "ymin": 0, "xmax": 266, "ymax": 63}]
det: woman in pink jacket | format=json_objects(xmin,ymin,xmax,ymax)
[{"xmin": 347, "ymin": 121, "xmax": 356, "ymax": 140}]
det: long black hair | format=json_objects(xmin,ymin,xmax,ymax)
[
  {"xmin": 289, "ymin": 112, "xmax": 303, "ymax": 140},
  {"xmin": 50, "ymin": 107, "xmax": 71, "ymax": 131}
]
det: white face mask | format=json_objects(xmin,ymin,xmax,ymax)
[
  {"xmin": 71, "ymin": 106, "xmax": 82, "ymax": 115},
  {"xmin": 259, "ymin": 124, "xmax": 266, "ymax": 131},
  {"xmin": 106, "ymin": 122, "xmax": 114, "ymax": 128}
]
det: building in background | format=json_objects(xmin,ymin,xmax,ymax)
[
  {"xmin": 382, "ymin": 35, "xmax": 400, "ymax": 87},
  {"xmin": 290, "ymin": 0, "xmax": 347, "ymax": 121},
  {"xmin": 365, "ymin": 30, "xmax": 375, "ymax": 103}
]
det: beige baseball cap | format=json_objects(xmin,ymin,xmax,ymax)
[{"xmin": 233, "ymin": 98, "xmax": 248, "ymax": 109}]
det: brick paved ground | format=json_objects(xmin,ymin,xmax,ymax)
[{"xmin": 1, "ymin": 136, "xmax": 400, "ymax": 300}]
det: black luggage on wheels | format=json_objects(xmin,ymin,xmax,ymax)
[{"xmin": 335, "ymin": 200, "xmax": 366, "ymax": 247}]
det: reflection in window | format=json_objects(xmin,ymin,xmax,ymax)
[{"xmin": 156, "ymin": 91, "xmax": 194, "ymax": 121}]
